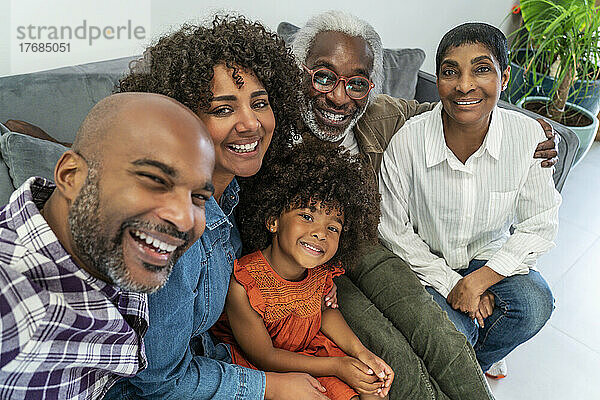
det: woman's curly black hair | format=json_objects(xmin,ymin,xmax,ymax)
[
  {"xmin": 236, "ymin": 138, "xmax": 381, "ymax": 269},
  {"xmin": 117, "ymin": 14, "xmax": 303, "ymax": 158}
]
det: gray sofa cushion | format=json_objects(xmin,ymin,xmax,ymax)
[
  {"xmin": 0, "ymin": 131, "xmax": 68, "ymax": 189},
  {"xmin": 277, "ymin": 21, "xmax": 425, "ymax": 100},
  {"xmin": 0, "ymin": 56, "xmax": 137, "ymax": 143},
  {"xmin": 0, "ymin": 123, "xmax": 13, "ymax": 205},
  {"xmin": 382, "ymin": 48, "xmax": 425, "ymax": 100}
]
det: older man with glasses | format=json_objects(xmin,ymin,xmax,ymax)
[{"xmin": 291, "ymin": 10, "xmax": 559, "ymax": 400}]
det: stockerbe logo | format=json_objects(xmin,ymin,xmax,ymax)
[{"xmin": 10, "ymin": 0, "xmax": 151, "ymax": 75}]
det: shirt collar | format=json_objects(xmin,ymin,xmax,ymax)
[
  {"xmin": 425, "ymin": 103, "xmax": 503, "ymax": 168},
  {"xmin": 8, "ymin": 177, "xmax": 63, "ymax": 259},
  {"xmin": 483, "ymin": 106, "xmax": 503, "ymax": 160},
  {"xmin": 425, "ymin": 103, "xmax": 448, "ymax": 168},
  {"xmin": 205, "ymin": 178, "xmax": 240, "ymax": 230},
  {"xmin": 7, "ymin": 177, "xmax": 149, "ymax": 335}
]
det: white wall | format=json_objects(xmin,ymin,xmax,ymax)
[{"xmin": 1, "ymin": 0, "xmax": 520, "ymax": 77}]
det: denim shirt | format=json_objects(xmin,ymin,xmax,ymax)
[{"xmin": 105, "ymin": 179, "xmax": 266, "ymax": 399}]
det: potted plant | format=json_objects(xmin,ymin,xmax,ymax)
[
  {"xmin": 508, "ymin": 0, "xmax": 600, "ymax": 165},
  {"xmin": 505, "ymin": 50, "xmax": 600, "ymax": 115}
]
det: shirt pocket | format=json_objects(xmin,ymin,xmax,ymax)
[{"xmin": 487, "ymin": 190, "xmax": 518, "ymax": 230}]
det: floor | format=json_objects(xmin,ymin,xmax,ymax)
[{"xmin": 486, "ymin": 142, "xmax": 600, "ymax": 399}]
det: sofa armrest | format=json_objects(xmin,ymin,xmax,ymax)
[
  {"xmin": 413, "ymin": 70, "xmax": 577, "ymax": 192},
  {"xmin": 497, "ymin": 101, "xmax": 578, "ymax": 192},
  {"xmin": 414, "ymin": 70, "xmax": 439, "ymax": 103},
  {"xmin": 0, "ymin": 123, "xmax": 16, "ymax": 206}
]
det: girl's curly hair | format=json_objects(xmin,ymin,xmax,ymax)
[
  {"xmin": 117, "ymin": 14, "xmax": 303, "ymax": 158},
  {"xmin": 236, "ymin": 138, "xmax": 381, "ymax": 269}
]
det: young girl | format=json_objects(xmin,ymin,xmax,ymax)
[{"xmin": 212, "ymin": 140, "xmax": 393, "ymax": 399}]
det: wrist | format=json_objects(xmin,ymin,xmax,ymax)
[
  {"xmin": 465, "ymin": 266, "xmax": 504, "ymax": 293},
  {"xmin": 333, "ymin": 356, "xmax": 345, "ymax": 379},
  {"xmin": 351, "ymin": 344, "xmax": 369, "ymax": 360},
  {"xmin": 264, "ymin": 372, "xmax": 277, "ymax": 400}
]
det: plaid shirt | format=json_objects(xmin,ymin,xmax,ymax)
[{"xmin": 0, "ymin": 177, "xmax": 148, "ymax": 400}]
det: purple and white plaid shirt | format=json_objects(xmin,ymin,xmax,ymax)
[{"xmin": 0, "ymin": 177, "xmax": 148, "ymax": 400}]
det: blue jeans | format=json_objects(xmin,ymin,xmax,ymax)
[{"xmin": 426, "ymin": 259, "xmax": 554, "ymax": 372}]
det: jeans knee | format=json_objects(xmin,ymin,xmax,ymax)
[{"xmin": 518, "ymin": 283, "xmax": 554, "ymax": 336}]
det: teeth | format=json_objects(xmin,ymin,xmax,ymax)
[
  {"xmin": 132, "ymin": 230, "xmax": 177, "ymax": 253},
  {"xmin": 230, "ymin": 141, "xmax": 259, "ymax": 153},
  {"xmin": 456, "ymin": 100, "xmax": 480, "ymax": 105},
  {"xmin": 320, "ymin": 110, "xmax": 346, "ymax": 122},
  {"xmin": 302, "ymin": 242, "xmax": 322, "ymax": 253}
]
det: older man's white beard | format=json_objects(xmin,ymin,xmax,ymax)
[{"xmin": 301, "ymin": 96, "xmax": 367, "ymax": 143}]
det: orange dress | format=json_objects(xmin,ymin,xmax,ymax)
[{"xmin": 211, "ymin": 250, "xmax": 357, "ymax": 400}]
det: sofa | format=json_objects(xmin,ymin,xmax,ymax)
[{"xmin": 0, "ymin": 29, "xmax": 579, "ymax": 206}]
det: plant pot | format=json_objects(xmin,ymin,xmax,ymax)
[
  {"xmin": 517, "ymin": 96, "xmax": 599, "ymax": 167},
  {"xmin": 504, "ymin": 49, "xmax": 600, "ymax": 115}
]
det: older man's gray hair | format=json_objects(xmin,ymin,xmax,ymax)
[{"xmin": 291, "ymin": 10, "xmax": 384, "ymax": 104}]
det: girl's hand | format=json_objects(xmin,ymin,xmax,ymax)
[
  {"xmin": 323, "ymin": 282, "xmax": 338, "ymax": 309},
  {"xmin": 355, "ymin": 349, "xmax": 394, "ymax": 397},
  {"xmin": 335, "ymin": 356, "xmax": 383, "ymax": 395}
]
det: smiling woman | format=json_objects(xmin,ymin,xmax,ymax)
[
  {"xmin": 378, "ymin": 22, "xmax": 561, "ymax": 379},
  {"xmin": 199, "ymin": 64, "xmax": 276, "ymax": 197},
  {"xmin": 104, "ymin": 15, "xmax": 333, "ymax": 400},
  {"xmin": 437, "ymin": 42, "xmax": 510, "ymax": 162}
]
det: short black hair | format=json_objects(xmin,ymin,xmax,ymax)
[
  {"xmin": 236, "ymin": 138, "xmax": 381, "ymax": 269},
  {"xmin": 436, "ymin": 22, "xmax": 508, "ymax": 75}
]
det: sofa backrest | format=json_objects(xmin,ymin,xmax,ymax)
[
  {"xmin": 0, "ymin": 56, "xmax": 137, "ymax": 143},
  {"xmin": 0, "ymin": 56, "xmax": 138, "ymax": 205}
]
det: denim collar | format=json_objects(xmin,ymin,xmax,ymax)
[{"xmin": 205, "ymin": 178, "xmax": 240, "ymax": 231}]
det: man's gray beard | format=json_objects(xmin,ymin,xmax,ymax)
[
  {"xmin": 300, "ymin": 95, "xmax": 367, "ymax": 143},
  {"xmin": 67, "ymin": 168, "xmax": 183, "ymax": 293}
]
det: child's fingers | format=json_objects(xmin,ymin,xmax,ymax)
[
  {"xmin": 351, "ymin": 357, "xmax": 375, "ymax": 376},
  {"xmin": 357, "ymin": 353, "xmax": 388, "ymax": 380},
  {"xmin": 378, "ymin": 360, "xmax": 394, "ymax": 386},
  {"xmin": 353, "ymin": 379, "xmax": 384, "ymax": 395},
  {"xmin": 381, "ymin": 372, "xmax": 393, "ymax": 396}
]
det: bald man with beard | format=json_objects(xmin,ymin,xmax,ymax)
[{"xmin": 0, "ymin": 93, "xmax": 215, "ymax": 400}]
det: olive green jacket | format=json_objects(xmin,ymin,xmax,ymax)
[{"xmin": 354, "ymin": 94, "xmax": 435, "ymax": 178}]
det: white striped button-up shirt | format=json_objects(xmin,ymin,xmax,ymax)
[{"xmin": 378, "ymin": 103, "xmax": 561, "ymax": 297}]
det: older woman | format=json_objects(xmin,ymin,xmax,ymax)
[
  {"xmin": 104, "ymin": 16, "xmax": 328, "ymax": 400},
  {"xmin": 378, "ymin": 22, "xmax": 561, "ymax": 380}
]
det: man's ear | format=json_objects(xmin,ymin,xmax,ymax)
[
  {"xmin": 265, "ymin": 216, "xmax": 279, "ymax": 233},
  {"xmin": 53, "ymin": 150, "xmax": 88, "ymax": 202}
]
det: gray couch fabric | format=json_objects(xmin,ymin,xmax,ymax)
[
  {"xmin": 0, "ymin": 131, "xmax": 68, "ymax": 189},
  {"xmin": 0, "ymin": 56, "xmax": 137, "ymax": 143},
  {"xmin": 0, "ymin": 56, "xmax": 138, "ymax": 205},
  {"xmin": 0, "ymin": 124, "xmax": 13, "ymax": 203}
]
